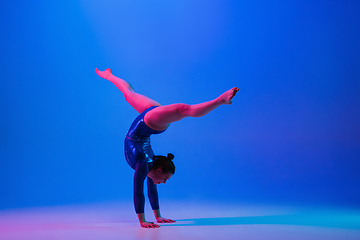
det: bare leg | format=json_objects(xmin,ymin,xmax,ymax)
[
  {"xmin": 96, "ymin": 68, "xmax": 161, "ymax": 113},
  {"xmin": 144, "ymin": 87, "xmax": 239, "ymax": 131}
]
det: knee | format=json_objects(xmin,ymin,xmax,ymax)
[{"xmin": 177, "ymin": 104, "xmax": 191, "ymax": 117}]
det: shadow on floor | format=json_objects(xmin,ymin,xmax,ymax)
[{"xmin": 166, "ymin": 213, "xmax": 360, "ymax": 229}]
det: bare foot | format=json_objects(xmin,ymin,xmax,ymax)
[
  {"xmin": 95, "ymin": 68, "xmax": 113, "ymax": 79},
  {"xmin": 219, "ymin": 87, "xmax": 239, "ymax": 104}
]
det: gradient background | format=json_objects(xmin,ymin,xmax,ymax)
[{"xmin": 1, "ymin": 0, "xmax": 359, "ymax": 211}]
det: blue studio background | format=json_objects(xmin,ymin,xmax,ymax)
[{"xmin": 1, "ymin": 0, "xmax": 359, "ymax": 210}]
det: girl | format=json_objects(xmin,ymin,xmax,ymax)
[{"xmin": 96, "ymin": 68, "xmax": 238, "ymax": 228}]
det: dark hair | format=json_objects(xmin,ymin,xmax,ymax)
[{"xmin": 152, "ymin": 153, "xmax": 175, "ymax": 174}]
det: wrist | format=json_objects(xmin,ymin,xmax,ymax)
[
  {"xmin": 137, "ymin": 213, "xmax": 146, "ymax": 223},
  {"xmin": 153, "ymin": 209, "xmax": 161, "ymax": 219}
]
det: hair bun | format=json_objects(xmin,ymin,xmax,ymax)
[{"xmin": 167, "ymin": 153, "xmax": 174, "ymax": 161}]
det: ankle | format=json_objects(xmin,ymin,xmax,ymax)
[
  {"xmin": 216, "ymin": 96, "xmax": 225, "ymax": 105},
  {"xmin": 106, "ymin": 74, "xmax": 116, "ymax": 82}
]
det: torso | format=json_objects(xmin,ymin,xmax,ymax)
[{"xmin": 124, "ymin": 106, "xmax": 168, "ymax": 169}]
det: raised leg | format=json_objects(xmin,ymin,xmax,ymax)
[
  {"xmin": 144, "ymin": 87, "xmax": 239, "ymax": 131},
  {"xmin": 96, "ymin": 68, "xmax": 161, "ymax": 113}
]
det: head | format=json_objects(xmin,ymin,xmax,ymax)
[{"xmin": 147, "ymin": 153, "xmax": 175, "ymax": 184}]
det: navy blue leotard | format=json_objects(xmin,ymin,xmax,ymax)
[{"xmin": 124, "ymin": 106, "xmax": 166, "ymax": 214}]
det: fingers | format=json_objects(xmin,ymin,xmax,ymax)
[
  {"xmin": 164, "ymin": 219, "xmax": 176, "ymax": 223},
  {"xmin": 141, "ymin": 218, "xmax": 175, "ymax": 228},
  {"xmin": 147, "ymin": 223, "xmax": 160, "ymax": 228},
  {"xmin": 162, "ymin": 219, "xmax": 175, "ymax": 223},
  {"xmin": 157, "ymin": 218, "xmax": 176, "ymax": 223},
  {"xmin": 141, "ymin": 222, "xmax": 160, "ymax": 228}
]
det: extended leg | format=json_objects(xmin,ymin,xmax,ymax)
[
  {"xmin": 96, "ymin": 68, "xmax": 160, "ymax": 113},
  {"xmin": 144, "ymin": 87, "xmax": 239, "ymax": 131}
]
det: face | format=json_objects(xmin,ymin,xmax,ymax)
[{"xmin": 148, "ymin": 168, "xmax": 173, "ymax": 184}]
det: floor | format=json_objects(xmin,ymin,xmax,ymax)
[{"xmin": 0, "ymin": 200, "xmax": 359, "ymax": 240}]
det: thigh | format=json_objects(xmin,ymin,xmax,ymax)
[
  {"xmin": 144, "ymin": 104, "xmax": 188, "ymax": 130},
  {"xmin": 125, "ymin": 91, "xmax": 161, "ymax": 113}
]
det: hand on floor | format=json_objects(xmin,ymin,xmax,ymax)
[
  {"xmin": 140, "ymin": 221, "xmax": 160, "ymax": 228},
  {"xmin": 157, "ymin": 217, "xmax": 176, "ymax": 223}
]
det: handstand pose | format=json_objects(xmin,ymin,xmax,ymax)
[{"xmin": 96, "ymin": 68, "xmax": 238, "ymax": 228}]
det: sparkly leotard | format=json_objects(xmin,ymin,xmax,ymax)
[{"xmin": 124, "ymin": 106, "xmax": 166, "ymax": 213}]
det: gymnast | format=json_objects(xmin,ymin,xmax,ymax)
[{"xmin": 96, "ymin": 68, "xmax": 238, "ymax": 228}]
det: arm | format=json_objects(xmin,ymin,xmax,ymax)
[
  {"xmin": 147, "ymin": 177, "xmax": 159, "ymax": 210},
  {"xmin": 147, "ymin": 177, "xmax": 176, "ymax": 224},
  {"xmin": 134, "ymin": 161, "xmax": 160, "ymax": 228}
]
